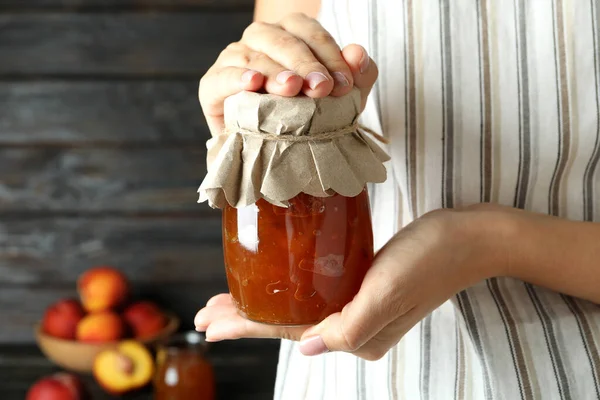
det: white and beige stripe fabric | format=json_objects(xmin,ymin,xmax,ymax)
[{"xmin": 274, "ymin": 0, "xmax": 600, "ymax": 399}]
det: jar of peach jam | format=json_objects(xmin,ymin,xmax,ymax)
[
  {"xmin": 199, "ymin": 88, "xmax": 389, "ymax": 326},
  {"xmin": 154, "ymin": 331, "xmax": 215, "ymax": 400},
  {"xmin": 223, "ymin": 190, "xmax": 374, "ymax": 325}
]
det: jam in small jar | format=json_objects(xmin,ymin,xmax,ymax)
[{"xmin": 154, "ymin": 331, "xmax": 215, "ymax": 400}]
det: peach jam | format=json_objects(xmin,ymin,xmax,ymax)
[{"xmin": 222, "ymin": 189, "xmax": 374, "ymax": 325}]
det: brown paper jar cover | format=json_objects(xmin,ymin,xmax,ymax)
[{"xmin": 197, "ymin": 88, "xmax": 390, "ymax": 208}]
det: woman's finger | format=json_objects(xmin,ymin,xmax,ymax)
[
  {"xmin": 194, "ymin": 303, "xmax": 239, "ymax": 331},
  {"xmin": 206, "ymin": 293, "xmax": 234, "ymax": 307},
  {"xmin": 205, "ymin": 316, "xmax": 307, "ymax": 342},
  {"xmin": 199, "ymin": 66, "xmax": 264, "ymax": 136},
  {"xmin": 341, "ymin": 44, "xmax": 379, "ymax": 110},
  {"xmin": 219, "ymin": 49, "xmax": 304, "ymax": 97},
  {"xmin": 195, "ymin": 297, "xmax": 307, "ymax": 341},
  {"xmin": 279, "ymin": 13, "xmax": 353, "ymax": 96},
  {"xmin": 241, "ymin": 21, "xmax": 333, "ymax": 97}
]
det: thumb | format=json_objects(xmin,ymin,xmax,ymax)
[{"xmin": 298, "ymin": 290, "xmax": 389, "ymax": 356}]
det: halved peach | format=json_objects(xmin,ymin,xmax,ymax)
[{"xmin": 93, "ymin": 341, "xmax": 154, "ymax": 395}]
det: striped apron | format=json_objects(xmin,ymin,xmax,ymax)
[{"xmin": 275, "ymin": 1, "xmax": 600, "ymax": 399}]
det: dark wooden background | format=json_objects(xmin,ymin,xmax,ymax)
[{"xmin": 0, "ymin": 0, "xmax": 254, "ymax": 342}]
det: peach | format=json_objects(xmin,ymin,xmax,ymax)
[
  {"xmin": 26, "ymin": 373, "xmax": 84, "ymax": 400},
  {"xmin": 76, "ymin": 311, "xmax": 125, "ymax": 343},
  {"xmin": 78, "ymin": 266, "xmax": 129, "ymax": 312},
  {"xmin": 123, "ymin": 301, "xmax": 167, "ymax": 339},
  {"xmin": 41, "ymin": 298, "xmax": 85, "ymax": 340},
  {"xmin": 93, "ymin": 340, "xmax": 154, "ymax": 394}
]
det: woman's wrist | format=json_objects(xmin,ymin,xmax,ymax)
[
  {"xmin": 465, "ymin": 204, "xmax": 600, "ymax": 303},
  {"xmin": 458, "ymin": 204, "xmax": 522, "ymax": 283}
]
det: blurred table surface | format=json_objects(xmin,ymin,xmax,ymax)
[{"xmin": 0, "ymin": 339, "xmax": 280, "ymax": 400}]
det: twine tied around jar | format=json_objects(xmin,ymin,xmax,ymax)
[{"xmin": 223, "ymin": 121, "xmax": 389, "ymax": 144}]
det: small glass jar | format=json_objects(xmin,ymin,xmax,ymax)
[
  {"xmin": 154, "ymin": 331, "xmax": 215, "ymax": 400},
  {"xmin": 222, "ymin": 188, "xmax": 374, "ymax": 325}
]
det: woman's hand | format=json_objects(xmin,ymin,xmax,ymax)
[
  {"xmin": 199, "ymin": 12, "xmax": 378, "ymax": 137},
  {"xmin": 195, "ymin": 205, "xmax": 512, "ymax": 361}
]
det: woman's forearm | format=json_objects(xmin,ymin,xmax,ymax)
[
  {"xmin": 254, "ymin": 0, "xmax": 321, "ymax": 22},
  {"xmin": 497, "ymin": 208, "xmax": 600, "ymax": 303}
]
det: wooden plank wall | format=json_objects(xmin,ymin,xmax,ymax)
[{"xmin": 0, "ymin": 0, "xmax": 254, "ymax": 342}]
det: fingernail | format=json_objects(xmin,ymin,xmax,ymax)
[
  {"xmin": 276, "ymin": 70, "xmax": 297, "ymax": 85},
  {"xmin": 241, "ymin": 69, "xmax": 259, "ymax": 83},
  {"xmin": 299, "ymin": 335, "xmax": 329, "ymax": 356},
  {"xmin": 332, "ymin": 72, "xmax": 350, "ymax": 87},
  {"xmin": 306, "ymin": 72, "xmax": 329, "ymax": 90},
  {"xmin": 359, "ymin": 49, "xmax": 370, "ymax": 74}
]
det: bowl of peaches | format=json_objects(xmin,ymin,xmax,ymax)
[{"xmin": 35, "ymin": 266, "xmax": 180, "ymax": 377}]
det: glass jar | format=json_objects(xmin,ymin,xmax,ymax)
[
  {"xmin": 222, "ymin": 188, "xmax": 374, "ymax": 325},
  {"xmin": 154, "ymin": 331, "xmax": 215, "ymax": 400}
]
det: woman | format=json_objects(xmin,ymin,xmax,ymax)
[{"xmin": 195, "ymin": 0, "xmax": 600, "ymax": 398}]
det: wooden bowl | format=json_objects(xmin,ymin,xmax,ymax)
[{"xmin": 35, "ymin": 313, "xmax": 180, "ymax": 374}]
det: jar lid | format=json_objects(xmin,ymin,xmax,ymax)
[
  {"xmin": 198, "ymin": 88, "xmax": 389, "ymax": 208},
  {"xmin": 160, "ymin": 330, "xmax": 208, "ymax": 353}
]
